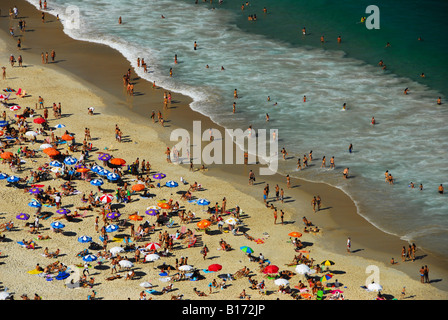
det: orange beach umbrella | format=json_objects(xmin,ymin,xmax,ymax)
[
  {"xmin": 61, "ymin": 134, "xmax": 74, "ymax": 141},
  {"xmin": 129, "ymin": 214, "xmax": 143, "ymax": 221},
  {"xmin": 197, "ymin": 219, "xmax": 211, "ymax": 229},
  {"xmin": 288, "ymin": 232, "xmax": 302, "ymax": 238},
  {"xmin": 110, "ymin": 158, "xmax": 126, "ymax": 166},
  {"xmin": 43, "ymin": 147, "xmax": 60, "ymax": 157},
  {"xmin": 1, "ymin": 151, "xmax": 14, "ymax": 159},
  {"xmin": 132, "ymin": 184, "xmax": 145, "ymax": 192}
]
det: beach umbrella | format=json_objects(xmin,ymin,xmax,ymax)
[
  {"xmin": 49, "ymin": 160, "xmax": 62, "ymax": 167},
  {"xmin": 197, "ymin": 219, "xmax": 211, "ymax": 229},
  {"xmin": 274, "ymin": 278, "xmax": 290, "ymax": 286},
  {"xmin": 90, "ymin": 179, "xmax": 104, "ymax": 186},
  {"xmin": 110, "ymin": 246, "xmax": 125, "ymax": 256},
  {"xmin": 33, "ymin": 117, "xmax": 46, "ymax": 124},
  {"xmin": 78, "ymin": 236, "xmax": 92, "ymax": 243},
  {"xmin": 295, "ymin": 264, "xmax": 311, "ymax": 275},
  {"xmin": 367, "ymin": 282, "xmax": 383, "ymax": 292},
  {"xmin": 28, "ymin": 187, "xmax": 42, "ymax": 194},
  {"xmin": 51, "ymin": 221, "xmax": 65, "ymax": 229},
  {"xmin": 145, "ymin": 254, "xmax": 160, "ymax": 262},
  {"xmin": 321, "ymin": 274, "xmax": 334, "ymax": 282},
  {"xmin": 0, "ymin": 130, "xmax": 3, "ymax": 136},
  {"xmin": 197, "ymin": 198, "xmax": 210, "ymax": 206},
  {"xmin": 158, "ymin": 202, "xmax": 171, "ymax": 209},
  {"xmin": 91, "ymin": 165, "xmax": 103, "ymax": 173},
  {"xmin": 61, "ymin": 134, "xmax": 74, "ymax": 141},
  {"xmin": 288, "ymin": 232, "xmax": 302, "ymax": 238},
  {"xmin": 165, "ymin": 180, "xmax": 178, "ymax": 188},
  {"xmin": 140, "ymin": 281, "xmax": 154, "ymax": 288},
  {"xmin": 105, "ymin": 224, "xmax": 119, "ymax": 233},
  {"xmin": 39, "ymin": 143, "xmax": 53, "ymax": 150},
  {"xmin": 0, "ymin": 120, "xmax": 8, "ymax": 126},
  {"xmin": 63, "ymin": 156, "xmax": 77, "ymax": 165},
  {"xmin": 178, "ymin": 265, "xmax": 194, "ymax": 271},
  {"xmin": 129, "ymin": 213, "xmax": 143, "ymax": 221},
  {"xmin": 263, "ymin": 265, "xmax": 279, "ymax": 274},
  {"xmin": 208, "ymin": 264, "xmax": 222, "ymax": 272},
  {"xmin": 145, "ymin": 208, "xmax": 159, "ymax": 216},
  {"xmin": 98, "ymin": 153, "xmax": 111, "ymax": 161},
  {"xmin": 100, "ymin": 194, "xmax": 114, "ymax": 203},
  {"xmin": 321, "ymin": 260, "xmax": 335, "ymax": 267},
  {"xmin": 1, "ymin": 152, "xmax": 14, "ymax": 160},
  {"xmin": 16, "ymin": 213, "xmax": 30, "ymax": 220},
  {"xmin": 56, "ymin": 208, "xmax": 71, "ymax": 215},
  {"xmin": 132, "ymin": 184, "xmax": 145, "ymax": 191},
  {"xmin": 119, "ymin": 260, "xmax": 134, "ymax": 268},
  {"xmin": 97, "ymin": 168, "xmax": 111, "ymax": 176},
  {"xmin": 43, "ymin": 147, "xmax": 60, "ymax": 157},
  {"xmin": 9, "ymin": 105, "xmax": 21, "ymax": 111},
  {"xmin": 225, "ymin": 217, "xmax": 238, "ymax": 225},
  {"xmin": 109, "ymin": 158, "xmax": 126, "ymax": 166},
  {"xmin": 28, "ymin": 200, "xmax": 42, "ymax": 208},
  {"xmin": 240, "ymin": 246, "xmax": 254, "ymax": 254},
  {"xmin": 25, "ymin": 130, "xmax": 37, "ymax": 137},
  {"xmin": 6, "ymin": 175, "xmax": 20, "ymax": 183},
  {"xmin": 106, "ymin": 212, "xmax": 121, "ymax": 219},
  {"xmin": 146, "ymin": 242, "xmax": 161, "ymax": 251},
  {"xmin": 82, "ymin": 254, "xmax": 97, "ymax": 262},
  {"xmin": 55, "ymin": 272, "xmax": 70, "ymax": 280},
  {"xmin": 0, "ymin": 173, "xmax": 8, "ymax": 180},
  {"xmin": 152, "ymin": 173, "xmax": 166, "ymax": 180},
  {"xmin": 0, "ymin": 292, "xmax": 11, "ymax": 300},
  {"xmin": 107, "ymin": 173, "xmax": 120, "ymax": 181},
  {"xmin": 54, "ymin": 124, "xmax": 66, "ymax": 129},
  {"xmin": 51, "ymin": 167, "xmax": 64, "ymax": 173},
  {"xmin": 76, "ymin": 167, "xmax": 90, "ymax": 173}
]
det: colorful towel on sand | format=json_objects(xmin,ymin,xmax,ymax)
[{"xmin": 27, "ymin": 269, "xmax": 43, "ymax": 275}]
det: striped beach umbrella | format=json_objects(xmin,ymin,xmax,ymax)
[
  {"xmin": 105, "ymin": 224, "xmax": 119, "ymax": 233},
  {"xmin": 10, "ymin": 105, "xmax": 21, "ymax": 111},
  {"xmin": 78, "ymin": 236, "xmax": 92, "ymax": 243},
  {"xmin": 64, "ymin": 156, "xmax": 77, "ymax": 165},
  {"xmin": 100, "ymin": 193, "xmax": 114, "ymax": 203},
  {"xmin": 91, "ymin": 165, "xmax": 103, "ymax": 173},
  {"xmin": 98, "ymin": 153, "xmax": 111, "ymax": 161},
  {"xmin": 51, "ymin": 221, "xmax": 65, "ymax": 229},
  {"xmin": 54, "ymin": 124, "xmax": 66, "ymax": 129},
  {"xmin": 240, "ymin": 246, "xmax": 254, "ymax": 254},
  {"xmin": 165, "ymin": 180, "xmax": 178, "ymax": 188},
  {"xmin": 28, "ymin": 187, "xmax": 42, "ymax": 194},
  {"xmin": 51, "ymin": 167, "xmax": 64, "ymax": 173},
  {"xmin": 152, "ymin": 173, "xmax": 166, "ymax": 180},
  {"xmin": 146, "ymin": 242, "xmax": 161, "ymax": 251},
  {"xmin": 90, "ymin": 179, "xmax": 104, "ymax": 186},
  {"xmin": 321, "ymin": 273, "xmax": 334, "ymax": 282},
  {"xmin": 145, "ymin": 208, "xmax": 159, "ymax": 216},
  {"xmin": 106, "ymin": 212, "xmax": 121, "ymax": 219},
  {"xmin": 49, "ymin": 160, "xmax": 62, "ymax": 167},
  {"xmin": 16, "ymin": 213, "xmax": 30, "ymax": 220},
  {"xmin": 82, "ymin": 254, "xmax": 97, "ymax": 262},
  {"xmin": 107, "ymin": 173, "xmax": 120, "ymax": 181},
  {"xmin": 97, "ymin": 169, "xmax": 111, "ymax": 176}
]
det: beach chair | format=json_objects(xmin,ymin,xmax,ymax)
[
  {"xmin": 316, "ymin": 290, "xmax": 324, "ymax": 300},
  {"xmin": 165, "ymin": 218, "xmax": 175, "ymax": 228},
  {"xmin": 187, "ymin": 237, "xmax": 197, "ymax": 248}
]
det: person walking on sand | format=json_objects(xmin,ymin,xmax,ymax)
[
  {"xmin": 346, "ymin": 237, "xmax": 351, "ymax": 253},
  {"xmin": 286, "ymin": 175, "xmax": 291, "ymax": 189},
  {"xmin": 424, "ymin": 265, "xmax": 429, "ymax": 283},
  {"xmin": 316, "ymin": 195, "xmax": 322, "ymax": 211},
  {"xmin": 248, "ymin": 170, "xmax": 255, "ymax": 185},
  {"xmin": 311, "ymin": 196, "xmax": 317, "ymax": 213},
  {"xmin": 2, "ymin": 66, "xmax": 5, "ymax": 80}
]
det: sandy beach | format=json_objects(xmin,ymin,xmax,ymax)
[{"xmin": 1, "ymin": 0, "xmax": 447, "ymax": 302}]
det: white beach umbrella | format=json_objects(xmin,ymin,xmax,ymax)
[
  {"xmin": 0, "ymin": 292, "xmax": 11, "ymax": 300},
  {"xmin": 25, "ymin": 131, "xmax": 38, "ymax": 137},
  {"xmin": 367, "ymin": 282, "xmax": 383, "ymax": 292},
  {"xmin": 295, "ymin": 264, "xmax": 311, "ymax": 275},
  {"xmin": 40, "ymin": 143, "xmax": 53, "ymax": 150},
  {"xmin": 119, "ymin": 260, "xmax": 134, "ymax": 269},
  {"xmin": 178, "ymin": 265, "xmax": 194, "ymax": 271},
  {"xmin": 274, "ymin": 278, "xmax": 290, "ymax": 286},
  {"xmin": 51, "ymin": 167, "xmax": 64, "ymax": 173},
  {"xmin": 140, "ymin": 281, "xmax": 154, "ymax": 288},
  {"xmin": 225, "ymin": 217, "xmax": 238, "ymax": 225},
  {"xmin": 109, "ymin": 246, "xmax": 125, "ymax": 256},
  {"xmin": 145, "ymin": 254, "xmax": 160, "ymax": 262}
]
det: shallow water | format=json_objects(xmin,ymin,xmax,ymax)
[{"xmin": 25, "ymin": 0, "xmax": 448, "ymax": 258}]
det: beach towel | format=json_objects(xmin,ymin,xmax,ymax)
[{"xmin": 27, "ymin": 269, "xmax": 43, "ymax": 275}]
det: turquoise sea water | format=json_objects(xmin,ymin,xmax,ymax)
[{"xmin": 25, "ymin": 0, "xmax": 448, "ymax": 258}]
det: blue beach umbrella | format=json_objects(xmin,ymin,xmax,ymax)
[
  {"xmin": 240, "ymin": 246, "xmax": 254, "ymax": 254},
  {"xmin": 28, "ymin": 187, "xmax": 42, "ymax": 194},
  {"xmin": 28, "ymin": 200, "xmax": 42, "ymax": 208},
  {"xmin": 0, "ymin": 120, "xmax": 8, "ymax": 126},
  {"xmin": 16, "ymin": 213, "xmax": 30, "ymax": 220},
  {"xmin": 78, "ymin": 236, "xmax": 92, "ymax": 243},
  {"xmin": 145, "ymin": 208, "xmax": 159, "ymax": 216},
  {"xmin": 165, "ymin": 180, "xmax": 178, "ymax": 188},
  {"xmin": 97, "ymin": 169, "xmax": 111, "ymax": 176},
  {"xmin": 82, "ymin": 254, "xmax": 97, "ymax": 262},
  {"xmin": 152, "ymin": 173, "xmax": 166, "ymax": 180},
  {"xmin": 0, "ymin": 173, "xmax": 8, "ymax": 180},
  {"xmin": 55, "ymin": 271, "xmax": 70, "ymax": 280},
  {"xmin": 197, "ymin": 198, "xmax": 210, "ymax": 206},
  {"xmin": 91, "ymin": 165, "xmax": 103, "ymax": 173},
  {"xmin": 51, "ymin": 221, "xmax": 65, "ymax": 229},
  {"xmin": 90, "ymin": 179, "xmax": 104, "ymax": 186},
  {"xmin": 107, "ymin": 173, "xmax": 120, "ymax": 181},
  {"xmin": 54, "ymin": 124, "xmax": 66, "ymax": 129},
  {"xmin": 56, "ymin": 208, "xmax": 71, "ymax": 215},
  {"xmin": 6, "ymin": 175, "xmax": 20, "ymax": 183},
  {"xmin": 105, "ymin": 224, "xmax": 119, "ymax": 233},
  {"xmin": 64, "ymin": 156, "xmax": 77, "ymax": 165},
  {"xmin": 49, "ymin": 160, "xmax": 62, "ymax": 167}
]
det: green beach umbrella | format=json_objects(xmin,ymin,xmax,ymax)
[{"xmin": 240, "ymin": 246, "xmax": 254, "ymax": 254}]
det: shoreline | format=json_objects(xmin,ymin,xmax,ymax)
[{"xmin": 1, "ymin": 0, "xmax": 447, "ymax": 299}]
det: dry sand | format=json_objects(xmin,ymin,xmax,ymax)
[{"xmin": 0, "ymin": 1, "xmax": 447, "ymax": 301}]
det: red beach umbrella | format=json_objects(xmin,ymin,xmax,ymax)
[
  {"xmin": 208, "ymin": 264, "xmax": 222, "ymax": 272},
  {"xmin": 263, "ymin": 265, "xmax": 279, "ymax": 274},
  {"xmin": 33, "ymin": 117, "xmax": 46, "ymax": 124}
]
